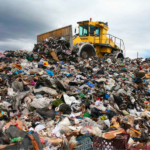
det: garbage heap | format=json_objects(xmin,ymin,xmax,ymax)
[{"xmin": 0, "ymin": 39, "xmax": 150, "ymax": 149}]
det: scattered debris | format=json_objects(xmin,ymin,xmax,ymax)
[{"xmin": 0, "ymin": 38, "xmax": 150, "ymax": 150}]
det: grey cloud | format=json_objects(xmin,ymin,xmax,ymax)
[{"xmin": 0, "ymin": 0, "xmax": 56, "ymax": 42}]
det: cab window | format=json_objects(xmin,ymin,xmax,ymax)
[
  {"xmin": 79, "ymin": 25, "xmax": 89, "ymax": 36},
  {"xmin": 90, "ymin": 25, "xmax": 95, "ymax": 36},
  {"xmin": 95, "ymin": 27, "xmax": 100, "ymax": 36},
  {"xmin": 90, "ymin": 25, "xmax": 100, "ymax": 36}
]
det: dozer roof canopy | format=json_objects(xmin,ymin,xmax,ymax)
[{"xmin": 77, "ymin": 20, "xmax": 109, "ymax": 30}]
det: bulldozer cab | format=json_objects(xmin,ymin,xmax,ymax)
[
  {"xmin": 78, "ymin": 24, "xmax": 100, "ymax": 36},
  {"xmin": 74, "ymin": 20, "xmax": 103, "ymax": 43}
]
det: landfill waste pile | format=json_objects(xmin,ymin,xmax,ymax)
[{"xmin": 1, "ymin": 37, "xmax": 150, "ymax": 150}]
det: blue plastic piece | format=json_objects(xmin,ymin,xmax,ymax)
[
  {"xmin": 14, "ymin": 71, "xmax": 18, "ymax": 75},
  {"xmin": 18, "ymin": 70, "xmax": 23, "ymax": 73},
  {"xmin": 46, "ymin": 70, "xmax": 54, "ymax": 76},
  {"xmin": 105, "ymin": 94, "xmax": 110, "ymax": 99},
  {"xmin": 27, "ymin": 131, "xmax": 32, "ymax": 134},
  {"xmin": 86, "ymin": 82, "xmax": 95, "ymax": 87}
]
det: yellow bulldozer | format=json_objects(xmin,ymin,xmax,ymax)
[{"xmin": 37, "ymin": 18, "xmax": 125, "ymax": 59}]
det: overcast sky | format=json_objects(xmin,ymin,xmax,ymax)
[{"xmin": 0, "ymin": 0, "xmax": 150, "ymax": 58}]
